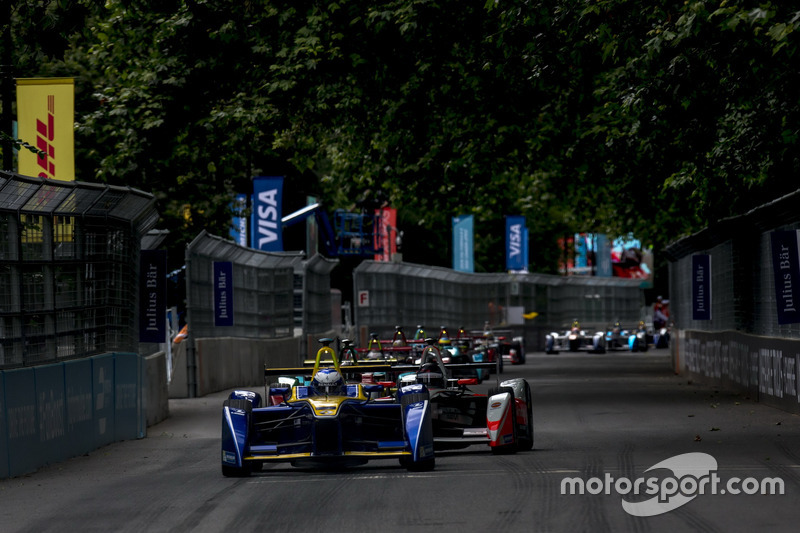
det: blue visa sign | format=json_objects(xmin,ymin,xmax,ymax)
[
  {"xmin": 692, "ymin": 254, "xmax": 712, "ymax": 321},
  {"xmin": 213, "ymin": 261, "xmax": 234, "ymax": 327},
  {"xmin": 771, "ymin": 230, "xmax": 800, "ymax": 324},
  {"xmin": 506, "ymin": 215, "xmax": 527, "ymax": 271},
  {"xmin": 251, "ymin": 176, "xmax": 283, "ymax": 251}
]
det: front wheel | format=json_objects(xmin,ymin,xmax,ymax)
[
  {"xmin": 222, "ymin": 463, "xmax": 252, "ymax": 477},
  {"xmin": 401, "ymin": 456, "xmax": 435, "ymax": 472}
]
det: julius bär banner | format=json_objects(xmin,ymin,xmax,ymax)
[
  {"xmin": 16, "ymin": 78, "xmax": 75, "ymax": 180},
  {"xmin": 692, "ymin": 254, "xmax": 711, "ymax": 320},
  {"xmin": 770, "ymin": 230, "xmax": 800, "ymax": 324},
  {"xmin": 213, "ymin": 261, "xmax": 234, "ymax": 327},
  {"xmin": 139, "ymin": 250, "xmax": 167, "ymax": 343}
]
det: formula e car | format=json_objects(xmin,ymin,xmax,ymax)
[
  {"xmin": 628, "ymin": 322, "xmax": 649, "ymax": 352},
  {"xmin": 396, "ymin": 339, "xmax": 533, "ymax": 453},
  {"xmin": 545, "ymin": 320, "xmax": 605, "ymax": 354},
  {"xmin": 221, "ymin": 339, "xmax": 435, "ymax": 476},
  {"xmin": 492, "ymin": 330, "xmax": 526, "ymax": 365},
  {"xmin": 357, "ymin": 330, "xmax": 414, "ymax": 363},
  {"xmin": 605, "ymin": 321, "xmax": 628, "ymax": 351}
]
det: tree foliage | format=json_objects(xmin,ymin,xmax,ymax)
[{"xmin": 3, "ymin": 0, "xmax": 800, "ymax": 283}]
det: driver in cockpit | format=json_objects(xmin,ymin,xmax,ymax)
[{"xmin": 311, "ymin": 368, "xmax": 346, "ymax": 397}]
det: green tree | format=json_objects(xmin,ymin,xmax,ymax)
[{"xmin": 3, "ymin": 0, "xmax": 800, "ymax": 286}]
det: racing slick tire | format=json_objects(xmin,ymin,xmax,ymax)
[
  {"xmin": 515, "ymin": 341, "xmax": 526, "ymax": 364},
  {"xmin": 222, "ymin": 399, "xmax": 253, "ymax": 478},
  {"xmin": 517, "ymin": 381, "xmax": 534, "ymax": 451},
  {"xmin": 544, "ymin": 336, "xmax": 557, "ymax": 354},
  {"xmin": 488, "ymin": 386, "xmax": 517, "ymax": 455},
  {"xmin": 401, "ymin": 456, "xmax": 436, "ymax": 472}
]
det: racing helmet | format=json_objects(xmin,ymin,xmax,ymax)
[{"xmin": 311, "ymin": 368, "xmax": 345, "ymax": 396}]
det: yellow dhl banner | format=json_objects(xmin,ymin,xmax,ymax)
[{"xmin": 16, "ymin": 78, "xmax": 75, "ymax": 181}]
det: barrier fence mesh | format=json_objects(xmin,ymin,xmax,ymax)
[
  {"xmin": 353, "ymin": 261, "xmax": 646, "ymax": 345},
  {"xmin": 665, "ymin": 187, "xmax": 800, "ymax": 338},
  {"xmin": 184, "ymin": 231, "xmax": 339, "ymax": 341},
  {"xmin": 0, "ymin": 172, "xmax": 157, "ymax": 369}
]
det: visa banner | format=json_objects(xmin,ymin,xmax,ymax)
[
  {"xmin": 770, "ymin": 230, "xmax": 800, "ymax": 324},
  {"xmin": 692, "ymin": 254, "xmax": 712, "ymax": 321},
  {"xmin": 506, "ymin": 215, "xmax": 527, "ymax": 271},
  {"xmin": 16, "ymin": 78, "xmax": 75, "ymax": 180},
  {"xmin": 452, "ymin": 215, "xmax": 474, "ymax": 273},
  {"xmin": 251, "ymin": 176, "xmax": 283, "ymax": 251}
]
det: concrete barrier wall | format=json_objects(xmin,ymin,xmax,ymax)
[
  {"xmin": 145, "ymin": 352, "xmax": 170, "ymax": 427},
  {"xmin": 0, "ymin": 353, "xmax": 147, "ymax": 479},
  {"xmin": 169, "ymin": 336, "xmax": 305, "ymax": 398},
  {"xmin": 677, "ymin": 329, "xmax": 800, "ymax": 414}
]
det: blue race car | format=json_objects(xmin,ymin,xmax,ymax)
[{"xmin": 221, "ymin": 339, "xmax": 435, "ymax": 476}]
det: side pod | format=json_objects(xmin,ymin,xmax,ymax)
[{"xmin": 486, "ymin": 388, "xmax": 515, "ymax": 452}]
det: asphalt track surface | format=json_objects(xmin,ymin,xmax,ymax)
[{"xmin": 2, "ymin": 348, "xmax": 799, "ymax": 532}]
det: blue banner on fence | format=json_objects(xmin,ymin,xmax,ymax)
[
  {"xmin": 692, "ymin": 254, "xmax": 712, "ymax": 320},
  {"xmin": 139, "ymin": 249, "xmax": 166, "ymax": 343},
  {"xmin": 4, "ymin": 367, "xmax": 39, "ymax": 477},
  {"xmin": 93, "ymin": 354, "xmax": 115, "ymax": 448},
  {"xmin": 770, "ymin": 230, "xmax": 800, "ymax": 324},
  {"xmin": 114, "ymin": 353, "xmax": 144, "ymax": 441},
  {"xmin": 452, "ymin": 215, "xmax": 474, "ymax": 273},
  {"xmin": 251, "ymin": 176, "xmax": 284, "ymax": 251},
  {"xmin": 230, "ymin": 193, "xmax": 248, "ymax": 246},
  {"xmin": 213, "ymin": 261, "xmax": 234, "ymax": 327},
  {"xmin": 506, "ymin": 216, "xmax": 527, "ymax": 271},
  {"xmin": 64, "ymin": 359, "xmax": 94, "ymax": 457},
  {"xmin": 0, "ymin": 371, "xmax": 8, "ymax": 478},
  {"xmin": 595, "ymin": 234, "xmax": 613, "ymax": 277}
]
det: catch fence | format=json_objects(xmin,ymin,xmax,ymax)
[
  {"xmin": 665, "ymin": 188, "xmax": 800, "ymax": 413},
  {"xmin": 665, "ymin": 188, "xmax": 800, "ymax": 338},
  {"xmin": 184, "ymin": 231, "xmax": 339, "ymax": 340},
  {"xmin": 0, "ymin": 171, "xmax": 158, "ymax": 369},
  {"xmin": 353, "ymin": 261, "xmax": 645, "ymax": 348}
]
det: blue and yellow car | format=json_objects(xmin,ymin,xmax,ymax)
[{"xmin": 220, "ymin": 339, "xmax": 435, "ymax": 476}]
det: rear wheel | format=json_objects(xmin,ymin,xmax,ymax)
[{"xmin": 517, "ymin": 382, "xmax": 534, "ymax": 451}]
